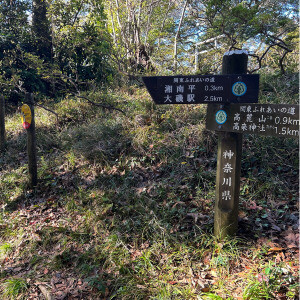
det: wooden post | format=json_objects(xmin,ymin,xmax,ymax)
[
  {"xmin": 26, "ymin": 93, "xmax": 38, "ymax": 187},
  {"xmin": 0, "ymin": 95, "xmax": 5, "ymax": 152},
  {"xmin": 214, "ymin": 51, "xmax": 248, "ymax": 238}
]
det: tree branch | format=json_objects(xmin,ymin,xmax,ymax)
[
  {"xmin": 75, "ymin": 95, "xmax": 126, "ymax": 115},
  {"xmin": 35, "ymin": 103, "xmax": 59, "ymax": 123}
]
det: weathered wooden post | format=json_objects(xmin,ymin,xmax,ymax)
[
  {"xmin": 143, "ymin": 51, "xmax": 299, "ymax": 239},
  {"xmin": 142, "ymin": 52, "xmax": 259, "ymax": 238},
  {"xmin": 213, "ymin": 51, "xmax": 248, "ymax": 238},
  {"xmin": 0, "ymin": 95, "xmax": 5, "ymax": 152},
  {"xmin": 25, "ymin": 93, "xmax": 38, "ymax": 187}
]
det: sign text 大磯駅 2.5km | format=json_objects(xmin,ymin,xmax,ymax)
[{"xmin": 142, "ymin": 74, "xmax": 259, "ymax": 104}]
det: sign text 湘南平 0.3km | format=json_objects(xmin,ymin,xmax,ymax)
[{"xmin": 142, "ymin": 74, "xmax": 259, "ymax": 104}]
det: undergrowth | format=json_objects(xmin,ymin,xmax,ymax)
[{"xmin": 0, "ymin": 74, "xmax": 299, "ymax": 299}]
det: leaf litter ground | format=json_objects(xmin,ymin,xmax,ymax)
[{"xmin": 0, "ymin": 83, "xmax": 299, "ymax": 299}]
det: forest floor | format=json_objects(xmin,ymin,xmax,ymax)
[{"xmin": 0, "ymin": 74, "xmax": 299, "ymax": 299}]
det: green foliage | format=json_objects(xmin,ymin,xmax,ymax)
[
  {"xmin": 189, "ymin": 0, "xmax": 299, "ymax": 74},
  {"xmin": 0, "ymin": 243, "xmax": 13, "ymax": 257},
  {"xmin": 243, "ymin": 262, "xmax": 298, "ymax": 299},
  {"xmin": 0, "ymin": 25, "xmax": 299, "ymax": 300},
  {"xmin": 49, "ymin": 0, "xmax": 114, "ymax": 85},
  {"xmin": 1, "ymin": 278, "xmax": 28, "ymax": 300},
  {"xmin": 1, "ymin": 0, "xmax": 298, "ymax": 96},
  {"xmin": 84, "ymin": 276, "xmax": 106, "ymax": 293},
  {"xmin": 32, "ymin": 0, "xmax": 52, "ymax": 60},
  {"xmin": 0, "ymin": 0, "xmax": 115, "ymax": 100}
]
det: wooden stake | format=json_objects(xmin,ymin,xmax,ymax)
[
  {"xmin": 26, "ymin": 93, "xmax": 38, "ymax": 187},
  {"xmin": 213, "ymin": 51, "xmax": 248, "ymax": 238},
  {"xmin": 0, "ymin": 95, "xmax": 5, "ymax": 152}
]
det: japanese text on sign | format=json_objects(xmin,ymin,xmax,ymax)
[
  {"xmin": 221, "ymin": 150, "xmax": 234, "ymax": 205},
  {"xmin": 142, "ymin": 74, "xmax": 259, "ymax": 104},
  {"xmin": 206, "ymin": 104, "xmax": 299, "ymax": 138},
  {"xmin": 163, "ymin": 76, "xmax": 224, "ymax": 104}
]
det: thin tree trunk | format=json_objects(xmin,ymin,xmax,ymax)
[
  {"xmin": 115, "ymin": 0, "xmax": 132, "ymax": 60},
  {"xmin": 144, "ymin": 0, "xmax": 155, "ymax": 44},
  {"xmin": 135, "ymin": 0, "xmax": 142, "ymax": 46},
  {"xmin": 174, "ymin": 0, "xmax": 188, "ymax": 72},
  {"xmin": 109, "ymin": 3, "xmax": 117, "ymax": 46},
  {"xmin": 158, "ymin": 0, "xmax": 172, "ymax": 48}
]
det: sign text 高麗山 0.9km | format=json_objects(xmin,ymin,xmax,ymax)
[{"xmin": 206, "ymin": 104, "xmax": 299, "ymax": 138}]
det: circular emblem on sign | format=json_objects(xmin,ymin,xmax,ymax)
[
  {"xmin": 21, "ymin": 104, "xmax": 32, "ymax": 129},
  {"xmin": 232, "ymin": 81, "xmax": 247, "ymax": 96},
  {"xmin": 216, "ymin": 110, "xmax": 227, "ymax": 124}
]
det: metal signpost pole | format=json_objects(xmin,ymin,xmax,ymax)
[{"xmin": 213, "ymin": 51, "xmax": 247, "ymax": 238}]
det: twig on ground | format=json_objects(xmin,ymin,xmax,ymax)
[
  {"xmin": 35, "ymin": 103, "xmax": 59, "ymax": 123},
  {"xmin": 75, "ymin": 95, "xmax": 126, "ymax": 115}
]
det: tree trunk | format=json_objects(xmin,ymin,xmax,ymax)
[
  {"xmin": 32, "ymin": 0, "xmax": 52, "ymax": 61},
  {"xmin": 174, "ymin": 0, "xmax": 188, "ymax": 73}
]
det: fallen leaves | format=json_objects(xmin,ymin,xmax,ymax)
[
  {"xmin": 245, "ymin": 200, "xmax": 263, "ymax": 211},
  {"xmin": 49, "ymin": 275, "xmax": 90, "ymax": 300},
  {"xmin": 268, "ymin": 247, "xmax": 284, "ymax": 253},
  {"xmin": 281, "ymin": 228, "xmax": 299, "ymax": 249},
  {"xmin": 186, "ymin": 212, "xmax": 208, "ymax": 223},
  {"xmin": 38, "ymin": 284, "xmax": 53, "ymax": 300}
]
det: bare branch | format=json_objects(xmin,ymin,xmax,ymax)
[
  {"xmin": 174, "ymin": 0, "xmax": 189, "ymax": 72},
  {"xmin": 279, "ymin": 50, "xmax": 289, "ymax": 75},
  {"xmin": 71, "ymin": 0, "xmax": 85, "ymax": 26},
  {"xmin": 248, "ymin": 39, "xmax": 293, "ymax": 74},
  {"xmin": 75, "ymin": 95, "xmax": 126, "ymax": 115},
  {"xmin": 35, "ymin": 103, "xmax": 59, "ymax": 123}
]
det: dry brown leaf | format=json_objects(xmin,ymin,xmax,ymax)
[
  {"xmin": 136, "ymin": 284, "xmax": 147, "ymax": 289},
  {"xmin": 268, "ymin": 247, "xmax": 284, "ymax": 252},
  {"xmin": 38, "ymin": 285, "xmax": 54, "ymax": 300},
  {"xmin": 13, "ymin": 267, "xmax": 23, "ymax": 272}
]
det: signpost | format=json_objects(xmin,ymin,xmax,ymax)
[
  {"xmin": 143, "ymin": 50, "xmax": 299, "ymax": 239},
  {"xmin": 142, "ymin": 74, "xmax": 259, "ymax": 104},
  {"xmin": 0, "ymin": 95, "xmax": 5, "ymax": 152},
  {"xmin": 206, "ymin": 104, "xmax": 299, "ymax": 138},
  {"xmin": 23, "ymin": 94, "xmax": 38, "ymax": 188},
  {"xmin": 210, "ymin": 52, "xmax": 247, "ymax": 238}
]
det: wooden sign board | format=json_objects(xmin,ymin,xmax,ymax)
[
  {"xmin": 143, "ymin": 74, "xmax": 259, "ymax": 104},
  {"xmin": 206, "ymin": 104, "xmax": 299, "ymax": 138}
]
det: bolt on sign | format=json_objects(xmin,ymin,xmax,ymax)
[
  {"xmin": 142, "ymin": 74, "xmax": 259, "ymax": 104},
  {"xmin": 21, "ymin": 104, "xmax": 32, "ymax": 129},
  {"xmin": 206, "ymin": 104, "xmax": 299, "ymax": 138}
]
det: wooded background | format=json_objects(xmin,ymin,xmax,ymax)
[
  {"xmin": 0, "ymin": 1, "xmax": 299, "ymax": 299},
  {"xmin": 0, "ymin": 0, "xmax": 298, "ymax": 101}
]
